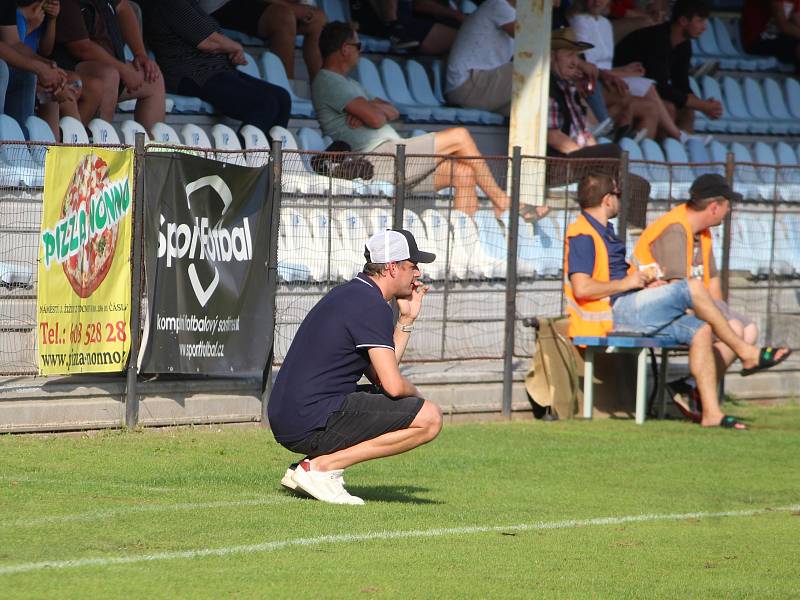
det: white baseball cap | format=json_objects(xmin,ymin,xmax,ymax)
[{"xmin": 364, "ymin": 229, "xmax": 436, "ymax": 264}]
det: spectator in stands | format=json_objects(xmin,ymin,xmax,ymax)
[
  {"xmin": 552, "ymin": 0, "xmax": 572, "ymax": 30},
  {"xmin": 54, "ymin": 0, "xmax": 166, "ymax": 131},
  {"xmin": 0, "ymin": 0, "xmax": 66, "ymax": 124},
  {"xmin": 198, "ymin": 0, "xmax": 327, "ymax": 81},
  {"xmin": 349, "ymin": 0, "xmax": 462, "ymax": 53},
  {"xmin": 570, "ymin": 0, "xmax": 687, "ymax": 142},
  {"xmin": 632, "ymin": 173, "xmax": 759, "ymax": 422},
  {"xmin": 313, "ymin": 21, "xmax": 547, "ymax": 221},
  {"xmin": 565, "ymin": 172, "xmax": 791, "ymax": 429},
  {"xmin": 16, "ymin": 0, "xmax": 82, "ymax": 140},
  {"xmin": 142, "ymin": 0, "xmax": 290, "ymax": 136},
  {"xmin": 547, "ymin": 27, "xmax": 650, "ymax": 228},
  {"xmin": 268, "ymin": 229, "xmax": 442, "ymax": 505},
  {"xmin": 614, "ymin": 0, "xmax": 722, "ymax": 135},
  {"xmin": 445, "ymin": 0, "xmax": 515, "ymax": 116},
  {"xmin": 741, "ymin": 0, "xmax": 800, "ymax": 72}
]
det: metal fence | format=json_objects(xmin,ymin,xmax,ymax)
[{"xmin": 1, "ymin": 138, "xmax": 799, "ymax": 420}]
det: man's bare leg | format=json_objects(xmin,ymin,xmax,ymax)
[
  {"xmin": 76, "ymin": 61, "xmax": 119, "ymax": 123},
  {"xmin": 688, "ymin": 324, "xmax": 728, "ymax": 425},
  {"xmin": 309, "ymin": 400, "xmax": 443, "ymax": 471},
  {"xmin": 434, "ymin": 128, "xmax": 510, "ymax": 215},
  {"xmin": 433, "ymin": 159, "xmax": 479, "ymax": 214},
  {"xmin": 120, "ymin": 75, "xmax": 166, "ymax": 131},
  {"xmin": 258, "ymin": 3, "xmax": 298, "ymax": 79}
]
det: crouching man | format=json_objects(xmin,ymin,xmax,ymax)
[{"xmin": 268, "ymin": 229, "xmax": 443, "ymax": 504}]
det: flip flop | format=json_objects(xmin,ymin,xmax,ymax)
[
  {"xmin": 714, "ymin": 415, "xmax": 747, "ymax": 430},
  {"xmin": 740, "ymin": 346, "xmax": 792, "ymax": 377}
]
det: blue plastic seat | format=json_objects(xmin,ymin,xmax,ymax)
[
  {"xmin": 23, "ymin": 115, "xmax": 55, "ymax": 167},
  {"xmin": 743, "ymin": 78, "xmax": 789, "ymax": 134},
  {"xmin": 730, "ymin": 17, "xmax": 779, "ymax": 70},
  {"xmin": 166, "ymin": 94, "xmax": 214, "ymax": 114},
  {"xmin": 784, "ymin": 78, "xmax": 800, "ymax": 120},
  {"xmin": 618, "ymin": 137, "xmax": 652, "ymax": 181},
  {"xmin": 700, "ymin": 76, "xmax": 733, "ymax": 133},
  {"xmin": 753, "ymin": 141, "xmax": 780, "ymax": 189},
  {"xmin": 730, "ymin": 142, "xmax": 771, "ymax": 199},
  {"xmin": 774, "ymin": 142, "xmax": 800, "ymax": 186},
  {"xmin": 404, "ymin": 59, "xmax": 483, "ymax": 124},
  {"xmin": 688, "ymin": 76, "xmax": 709, "ymax": 132},
  {"xmin": 259, "ymin": 51, "xmax": 315, "ymax": 117},
  {"xmin": 686, "ymin": 138, "xmax": 724, "ymax": 177},
  {"xmin": 357, "ymin": 57, "xmax": 431, "ymax": 121},
  {"xmin": 237, "ymin": 51, "xmax": 261, "ymax": 79},
  {"xmin": 640, "ymin": 138, "xmax": 673, "ymax": 199},
  {"xmin": 297, "ymin": 127, "xmax": 327, "ymax": 151},
  {"xmin": 430, "ymin": 59, "xmax": 503, "ymax": 125},
  {"xmin": 722, "ymin": 76, "xmax": 763, "ymax": 134},
  {"xmin": 0, "ymin": 114, "xmax": 44, "ymax": 186},
  {"xmin": 661, "ymin": 138, "xmax": 693, "ymax": 199},
  {"xmin": 764, "ymin": 79, "xmax": 800, "ymax": 134},
  {"xmin": 382, "ymin": 58, "xmax": 461, "ymax": 122},
  {"xmin": 711, "ymin": 17, "xmax": 759, "ymax": 70},
  {"xmin": 318, "ymin": 0, "xmax": 390, "ymax": 51}
]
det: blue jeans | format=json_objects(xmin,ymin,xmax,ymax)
[
  {"xmin": 178, "ymin": 70, "xmax": 291, "ymax": 134},
  {"xmin": 0, "ymin": 61, "xmax": 37, "ymax": 124},
  {"xmin": 612, "ymin": 280, "xmax": 705, "ymax": 345}
]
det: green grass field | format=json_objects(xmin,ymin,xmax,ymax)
[{"xmin": 2, "ymin": 403, "xmax": 799, "ymax": 599}]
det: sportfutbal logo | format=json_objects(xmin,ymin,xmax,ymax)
[{"xmin": 157, "ymin": 175, "xmax": 253, "ymax": 307}]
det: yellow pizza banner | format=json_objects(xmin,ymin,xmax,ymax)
[{"xmin": 37, "ymin": 147, "xmax": 134, "ymax": 375}]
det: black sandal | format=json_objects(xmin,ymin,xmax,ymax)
[
  {"xmin": 715, "ymin": 415, "xmax": 747, "ymax": 430},
  {"xmin": 741, "ymin": 347, "xmax": 792, "ymax": 377},
  {"xmin": 519, "ymin": 203, "xmax": 547, "ymax": 223}
]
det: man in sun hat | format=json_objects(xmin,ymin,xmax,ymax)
[{"xmin": 267, "ymin": 229, "xmax": 442, "ymax": 505}]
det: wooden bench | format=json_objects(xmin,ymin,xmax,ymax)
[{"xmin": 572, "ymin": 335, "xmax": 687, "ymax": 425}]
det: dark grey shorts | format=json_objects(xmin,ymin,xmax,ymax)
[{"xmin": 281, "ymin": 391, "xmax": 424, "ymax": 458}]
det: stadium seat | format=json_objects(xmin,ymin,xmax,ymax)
[
  {"xmin": 357, "ymin": 58, "xmax": 431, "ymax": 122},
  {"xmin": 166, "ymin": 94, "xmax": 214, "ymax": 114},
  {"xmin": 686, "ymin": 138, "xmax": 724, "ymax": 177},
  {"xmin": 88, "ymin": 118, "xmax": 120, "ymax": 144},
  {"xmin": 422, "ymin": 208, "xmax": 464, "ymax": 279},
  {"xmin": 306, "ymin": 208, "xmax": 352, "ymax": 280},
  {"xmin": 688, "ymin": 76, "xmax": 709, "ymax": 132},
  {"xmin": 618, "ymin": 137, "xmax": 650, "ymax": 179},
  {"xmin": 783, "ymin": 78, "xmax": 800, "ymax": 120},
  {"xmin": 473, "ymin": 210, "xmax": 509, "ymax": 278},
  {"xmin": 404, "ymin": 59, "xmax": 486, "ymax": 124},
  {"xmin": 296, "ymin": 127, "xmax": 326, "ymax": 151},
  {"xmin": 151, "ymin": 122, "xmax": 182, "ymax": 145},
  {"xmin": 59, "ymin": 116, "xmax": 89, "ymax": 144},
  {"xmin": 402, "ymin": 208, "xmax": 444, "ymax": 279},
  {"xmin": 722, "ymin": 76, "xmax": 764, "ymax": 134},
  {"xmin": 695, "ymin": 19, "xmax": 737, "ymax": 69},
  {"xmin": 640, "ymin": 138, "xmax": 673, "ymax": 198},
  {"xmin": 775, "ymin": 213, "xmax": 800, "ymax": 275},
  {"xmin": 700, "ymin": 76, "xmax": 732, "ymax": 133},
  {"xmin": 0, "ymin": 114, "xmax": 42, "ymax": 186},
  {"xmin": 711, "ymin": 17, "xmax": 760, "ymax": 70},
  {"xmin": 661, "ymin": 138, "xmax": 693, "ymax": 199},
  {"xmin": 430, "ymin": 59, "xmax": 504, "ymax": 125},
  {"xmin": 318, "ymin": 0, "xmax": 390, "ymax": 52},
  {"xmin": 461, "ymin": 0, "xmax": 478, "ymax": 13},
  {"xmin": 237, "ymin": 51, "xmax": 262, "ymax": 79},
  {"xmin": 180, "ymin": 123, "xmax": 213, "ymax": 149},
  {"xmin": 210, "ymin": 123, "xmax": 246, "ymax": 165},
  {"xmin": 730, "ymin": 142, "xmax": 771, "ymax": 199},
  {"xmin": 531, "ymin": 214, "xmax": 566, "ymax": 278},
  {"xmin": 743, "ymin": 78, "xmax": 790, "ymax": 135},
  {"xmin": 335, "ymin": 208, "xmax": 372, "ymax": 268},
  {"xmin": 763, "ymin": 78, "xmax": 800, "ymax": 134},
  {"xmin": 270, "ymin": 125, "xmax": 359, "ymax": 195},
  {"xmin": 23, "ymin": 115, "xmax": 54, "ymax": 167},
  {"xmin": 120, "ymin": 120, "xmax": 149, "ymax": 145},
  {"xmin": 774, "ymin": 142, "xmax": 800, "ymax": 188},
  {"xmin": 382, "ymin": 58, "xmax": 462, "ymax": 123},
  {"xmin": 240, "ymin": 123, "xmax": 271, "ymax": 167},
  {"xmin": 277, "ymin": 208, "xmax": 313, "ymax": 283},
  {"xmin": 259, "ymin": 51, "xmax": 315, "ymax": 118},
  {"xmin": 729, "ymin": 17, "xmax": 779, "ymax": 70}
]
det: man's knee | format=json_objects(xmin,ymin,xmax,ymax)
[
  {"xmin": 266, "ymin": 4, "xmax": 296, "ymax": 32},
  {"xmin": 453, "ymin": 161, "xmax": 476, "ymax": 184},
  {"xmin": 691, "ymin": 323, "xmax": 713, "ymax": 346},
  {"xmin": 686, "ymin": 277, "xmax": 707, "ymax": 299},
  {"xmin": 308, "ymin": 7, "xmax": 327, "ymax": 29},
  {"xmin": 414, "ymin": 400, "xmax": 443, "ymax": 442}
]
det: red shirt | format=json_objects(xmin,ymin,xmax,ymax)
[{"xmin": 609, "ymin": 0, "xmax": 636, "ymax": 19}]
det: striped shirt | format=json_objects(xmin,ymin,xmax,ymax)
[{"xmin": 141, "ymin": 0, "xmax": 231, "ymax": 91}]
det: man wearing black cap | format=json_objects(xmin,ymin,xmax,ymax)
[
  {"xmin": 632, "ymin": 174, "xmax": 763, "ymax": 426},
  {"xmin": 267, "ymin": 229, "xmax": 442, "ymax": 504}
]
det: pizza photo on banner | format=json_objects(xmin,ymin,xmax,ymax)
[
  {"xmin": 37, "ymin": 147, "xmax": 134, "ymax": 375},
  {"xmin": 138, "ymin": 152, "xmax": 274, "ymax": 377}
]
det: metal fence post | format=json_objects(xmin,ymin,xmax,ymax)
[
  {"xmin": 393, "ymin": 145, "xmax": 406, "ymax": 229},
  {"xmin": 125, "ymin": 133, "xmax": 146, "ymax": 429},
  {"xmin": 721, "ymin": 151, "xmax": 735, "ymax": 301},
  {"xmin": 502, "ymin": 148, "xmax": 523, "ymax": 419},
  {"xmin": 618, "ymin": 150, "xmax": 630, "ymax": 244},
  {"xmin": 261, "ymin": 139, "xmax": 283, "ymax": 425}
]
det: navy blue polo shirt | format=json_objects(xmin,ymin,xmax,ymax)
[
  {"xmin": 567, "ymin": 212, "xmax": 630, "ymax": 303},
  {"xmin": 267, "ymin": 274, "xmax": 395, "ymax": 443}
]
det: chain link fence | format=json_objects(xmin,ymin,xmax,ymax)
[{"xmin": 2, "ymin": 140, "xmax": 799, "ymax": 384}]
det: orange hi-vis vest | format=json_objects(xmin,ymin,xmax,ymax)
[
  {"xmin": 564, "ymin": 213, "xmax": 614, "ymax": 338},
  {"xmin": 631, "ymin": 204, "xmax": 713, "ymax": 288}
]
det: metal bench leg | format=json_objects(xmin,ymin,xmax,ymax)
[
  {"xmin": 657, "ymin": 348, "xmax": 669, "ymax": 419},
  {"xmin": 635, "ymin": 348, "xmax": 647, "ymax": 425},
  {"xmin": 583, "ymin": 348, "xmax": 594, "ymax": 419}
]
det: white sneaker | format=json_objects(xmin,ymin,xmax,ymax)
[
  {"xmin": 633, "ymin": 128, "xmax": 649, "ymax": 144},
  {"xmin": 679, "ymin": 131, "xmax": 713, "ymax": 146},
  {"xmin": 292, "ymin": 465, "xmax": 364, "ymax": 505},
  {"xmin": 590, "ymin": 117, "xmax": 615, "ymax": 138},
  {"xmin": 281, "ymin": 464, "xmax": 300, "ymax": 492}
]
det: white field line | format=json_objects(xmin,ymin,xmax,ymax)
[
  {"xmin": 0, "ymin": 504, "xmax": 797, "ymax": 576},
  {"xmin": 0, "ymin": 497, "xmax": 293, "ymax": 530},
  {"xmin": 0, "ymin": 474, "xmax": 179, "ymax": 494}
]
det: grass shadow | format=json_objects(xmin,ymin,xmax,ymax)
[{"xmin": 346, "ymin": 485, "xmax": 444, "ymax": 505}]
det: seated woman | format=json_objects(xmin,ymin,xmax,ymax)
[
  {"xmin": 741, "ymin": 0, "xmax": 800, "ymax": 72},
  {"xmin": 570, "ymin": 0, "xmax": 686, "ymax": 141}
]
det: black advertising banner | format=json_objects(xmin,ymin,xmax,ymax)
[{"xmin": 138, "ymin": 153, "xmax": 274, "ymax": 376}]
